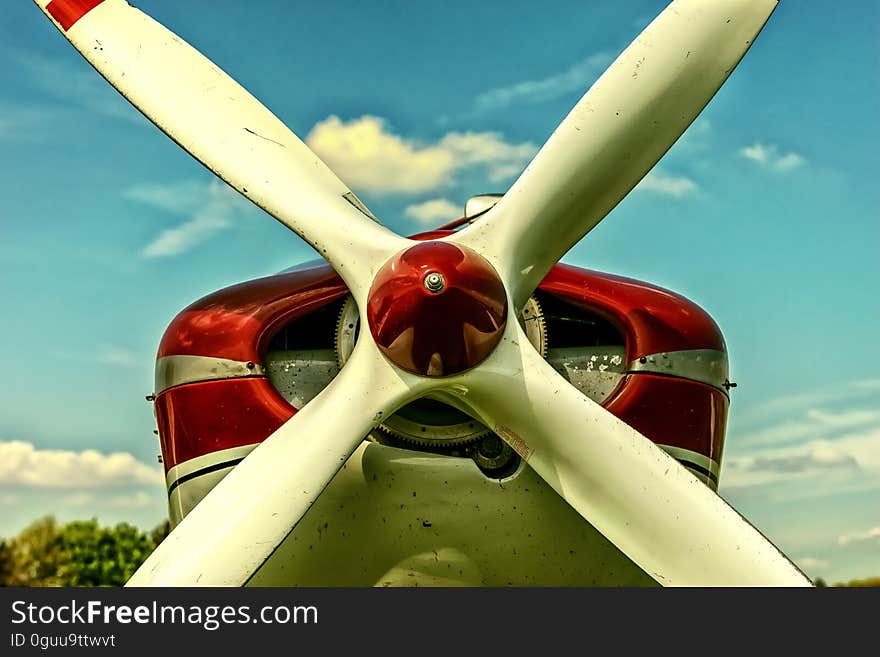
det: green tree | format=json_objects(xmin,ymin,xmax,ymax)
[
  {"xmin": 0, "ymin": 517, "xmax": 64, "ymax": 586},
  {"xmin": 833, "ymin": 577, "xmax": 880, "ymax": 587},
  {"xmin": 53, "ymin": 520, "xmax": 157, "ymax": 586},
  {"xmin": 0, "ymin": 516, "xmax": 169, "ymax": 587}
]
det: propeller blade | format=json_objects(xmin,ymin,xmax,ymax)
[
  {"xmin": 34, "ymin": 0, "xmax": 405, "ymax": 300},
  {"xmin": 450, "ymin": 0, "xmax": 779, "ymax": 308},
  {"xmin": 127, "ymin": 341, "xmax": 425, "ymax": 586},
  {"xmin": 453, "ymin": 323, "xmax": 811, "ymax": 586}
]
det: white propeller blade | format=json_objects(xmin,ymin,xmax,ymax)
[
  {"xmin": 451, "ymin": 0, "xmax": 779, "ymax": 308},
  {"xmin": 127, "ymin": 341, "xmax": 427, "ymax": 586},
  {"xmin": 33, "ymin": 0, "xmax": 406, "ymax": 301},
  {"xmin": 452, "ymin": 322, "xmax": 811, "ymax": 586},
  {"xmin": 36, "ymin": 0, "xmax": 807, "ymax": 587}
]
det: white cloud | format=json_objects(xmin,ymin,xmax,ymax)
[
  {"xmin": 141, "ymin": 214, "xmax": 231, "ymax": 258},
  {"xmin": 404, "ymin": 199, "xmax": 462, "ymax": 225},
  {"xmin": 736, "ymin": 419, "xmax": 817, "ymax": 449},
  {"xmin": 835, "ymin": 427, "xmax": 880, "ymax": 472},
  {"xmin": 735, "ymin": 408, "xmax": 880, "ymax": 451},
  {"xmin": 0, "ymin": 440, "xmax": 163, "ymax": 488},
  {"xmin": 106, "ymin": 491, "xmax": 155, "ymax": 508},
  {"xmin": 95, "ymin": 345, "xmax": 138, "ymax": 367},
  {"xmin": 838, "ymin": 526, "xmax": 880, "ymax": 546},
  {"xmin": 739, "ymin": 142, "xmax": 805, "ymax": 172},
  {"xmin": 474, "ymin": 52, "xmax": 613, "ymax": 111},
  {"xmin": 632, "ymin": 15, "xmax": 654, "ymax": 30},
  {"xmin": 721, "ymin": 411, "xmax": 880, "ymax": 501},
  {"xmin": 61, "ymin": 492, "xmax": 95, "ymax": 507},
  {"xmin": 721, "ymin": 440, "xmax": 861, "ymax": 490},
  {"xmin": 0, "ymin": 103, "xmax": 61, "ymax": 142},
  {"xmin": 795, "ymin": 556, "xmax": 829, "ymax": 571},
  {"xmin": 636, "ymin": 170, "xmax": 698, "ymax": 197},
  {"xmin": 125, "ymin": 179, "xmax": 249, "ymax": 258},
  {"xmin": 774, "ymin": 153, "xmax": 806, "ymax": 171},
  {"xmin": 806, "ymin": 409, "xmax": 880, "ymax": 429},
  {"xmin": 305, "ymin": 115, "xmax": 537, "ymax": 195},
  {"xmin": 437, "ymin": 132, "xmax": 538, "ymax": 183},
  {"xmin": 62, "ymin": 491, "xmax": 155, "ymax": 509},
  {"xmin": 741, "ymin": 390, "xmax": 844, "ymax": 425},
  {"xmin": 734, "ymin": 382, "xmax": 880, "ymax": 445},
  {"xmin": 16, "ymin": 52, "xmax": 143, "ymax": 125},
  {"xmin": 124, "ymin": 181, "xmax": 218, "ymax": 215},
  {"xmin": 675, "ymin": 119, "xmax": 713, "ymax": 153},
  {"xmin": 721, "ymin": 383, "xmax": 880, "ymax": 581},
  {"xmin": 307, "ymin": 116, "xmax": 451, "ymax": 194}
]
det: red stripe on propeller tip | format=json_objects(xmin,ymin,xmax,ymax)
[{"xmin": 46, "ymin": 0, "xmax": 106, "ymax": 31}]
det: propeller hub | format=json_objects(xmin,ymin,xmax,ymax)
[
  {"xmin": 367, "ymin": 241, "xmax": 508, "ymax": 377},
  {"xmin": 423, "ymin": 272, "xmax": 445, "ymax": 293}
]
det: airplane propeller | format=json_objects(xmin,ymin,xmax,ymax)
[{"xmin": 34, "ymin": 0, "xmax": 812, "ymax": 586}]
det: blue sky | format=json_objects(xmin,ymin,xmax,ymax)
[{"xmin": 1, "ymin": 1, "xmax": 877, "ymax": 584}]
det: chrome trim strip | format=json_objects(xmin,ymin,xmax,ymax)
[
  {"xmin": 683, "ymin": 464, "xmax": 718, "ymax": 490},
  {"xmin": 627, "ymin": 348, "xmax": 729, "ymax": 393},
  {"xmin": 166, "ymin": 446, "xmax": 261, "ymax": 525},
  {"xmin": 155, "ymin": 354, "xmax": 266, "ymax": 394},
  {"xmin": 657, "ymin": 444, "xmax": 720, "ymax": 481},
  {"xmin": 167, "ymin": 463, "xmax": 242, "ymax": 526},
  {"xmin": 164, "ymin": 443, "xmax": 259, "ymax": 489}
]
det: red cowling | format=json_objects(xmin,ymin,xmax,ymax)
[{"xmin": 154, "ymin": 229, "xmax": 729, "ymax": 478}]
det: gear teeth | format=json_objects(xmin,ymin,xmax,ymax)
[
  {"xmin": 374, "ymin": 423, "xmax": 491, "ymax": 448},
  {"xmin": 521, "ymin": 294, "xmax": 548, "ymax": 358},
  {"xmin": 334, "ymin": 294, "xmax": 358, "ymax": 369},
  {"xmin": 535, "ymin": 294, "xmax": 548, "ymax": 357}
]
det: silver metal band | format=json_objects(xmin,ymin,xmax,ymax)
[
  {"xmin": 627, "ymin": 348, "xmax": 729, "ymax": 393},
  {"xmin": 154, "ymin": 354, "xmax": 266, "ymax": 395}
]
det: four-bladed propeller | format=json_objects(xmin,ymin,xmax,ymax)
[{"xmin": 34, "ymin": 0, "xmax": 811, "ymax": 586}]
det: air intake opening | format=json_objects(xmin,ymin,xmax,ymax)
[{"xmin": 264, "ymin": 291, "xmax": 626, "ymax": 478}]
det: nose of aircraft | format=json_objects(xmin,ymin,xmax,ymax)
[{"xmin": 366, "ymin": 241, "xmax": 509, "ymax": 376}]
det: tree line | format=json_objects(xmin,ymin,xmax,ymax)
[
  {"xmin": 1, "ymin": 516, "xmax": 876, "ymax": 586},
  {"xmin": 0, "ymin": 516, "xmax": 168, "ymax": 587}
]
